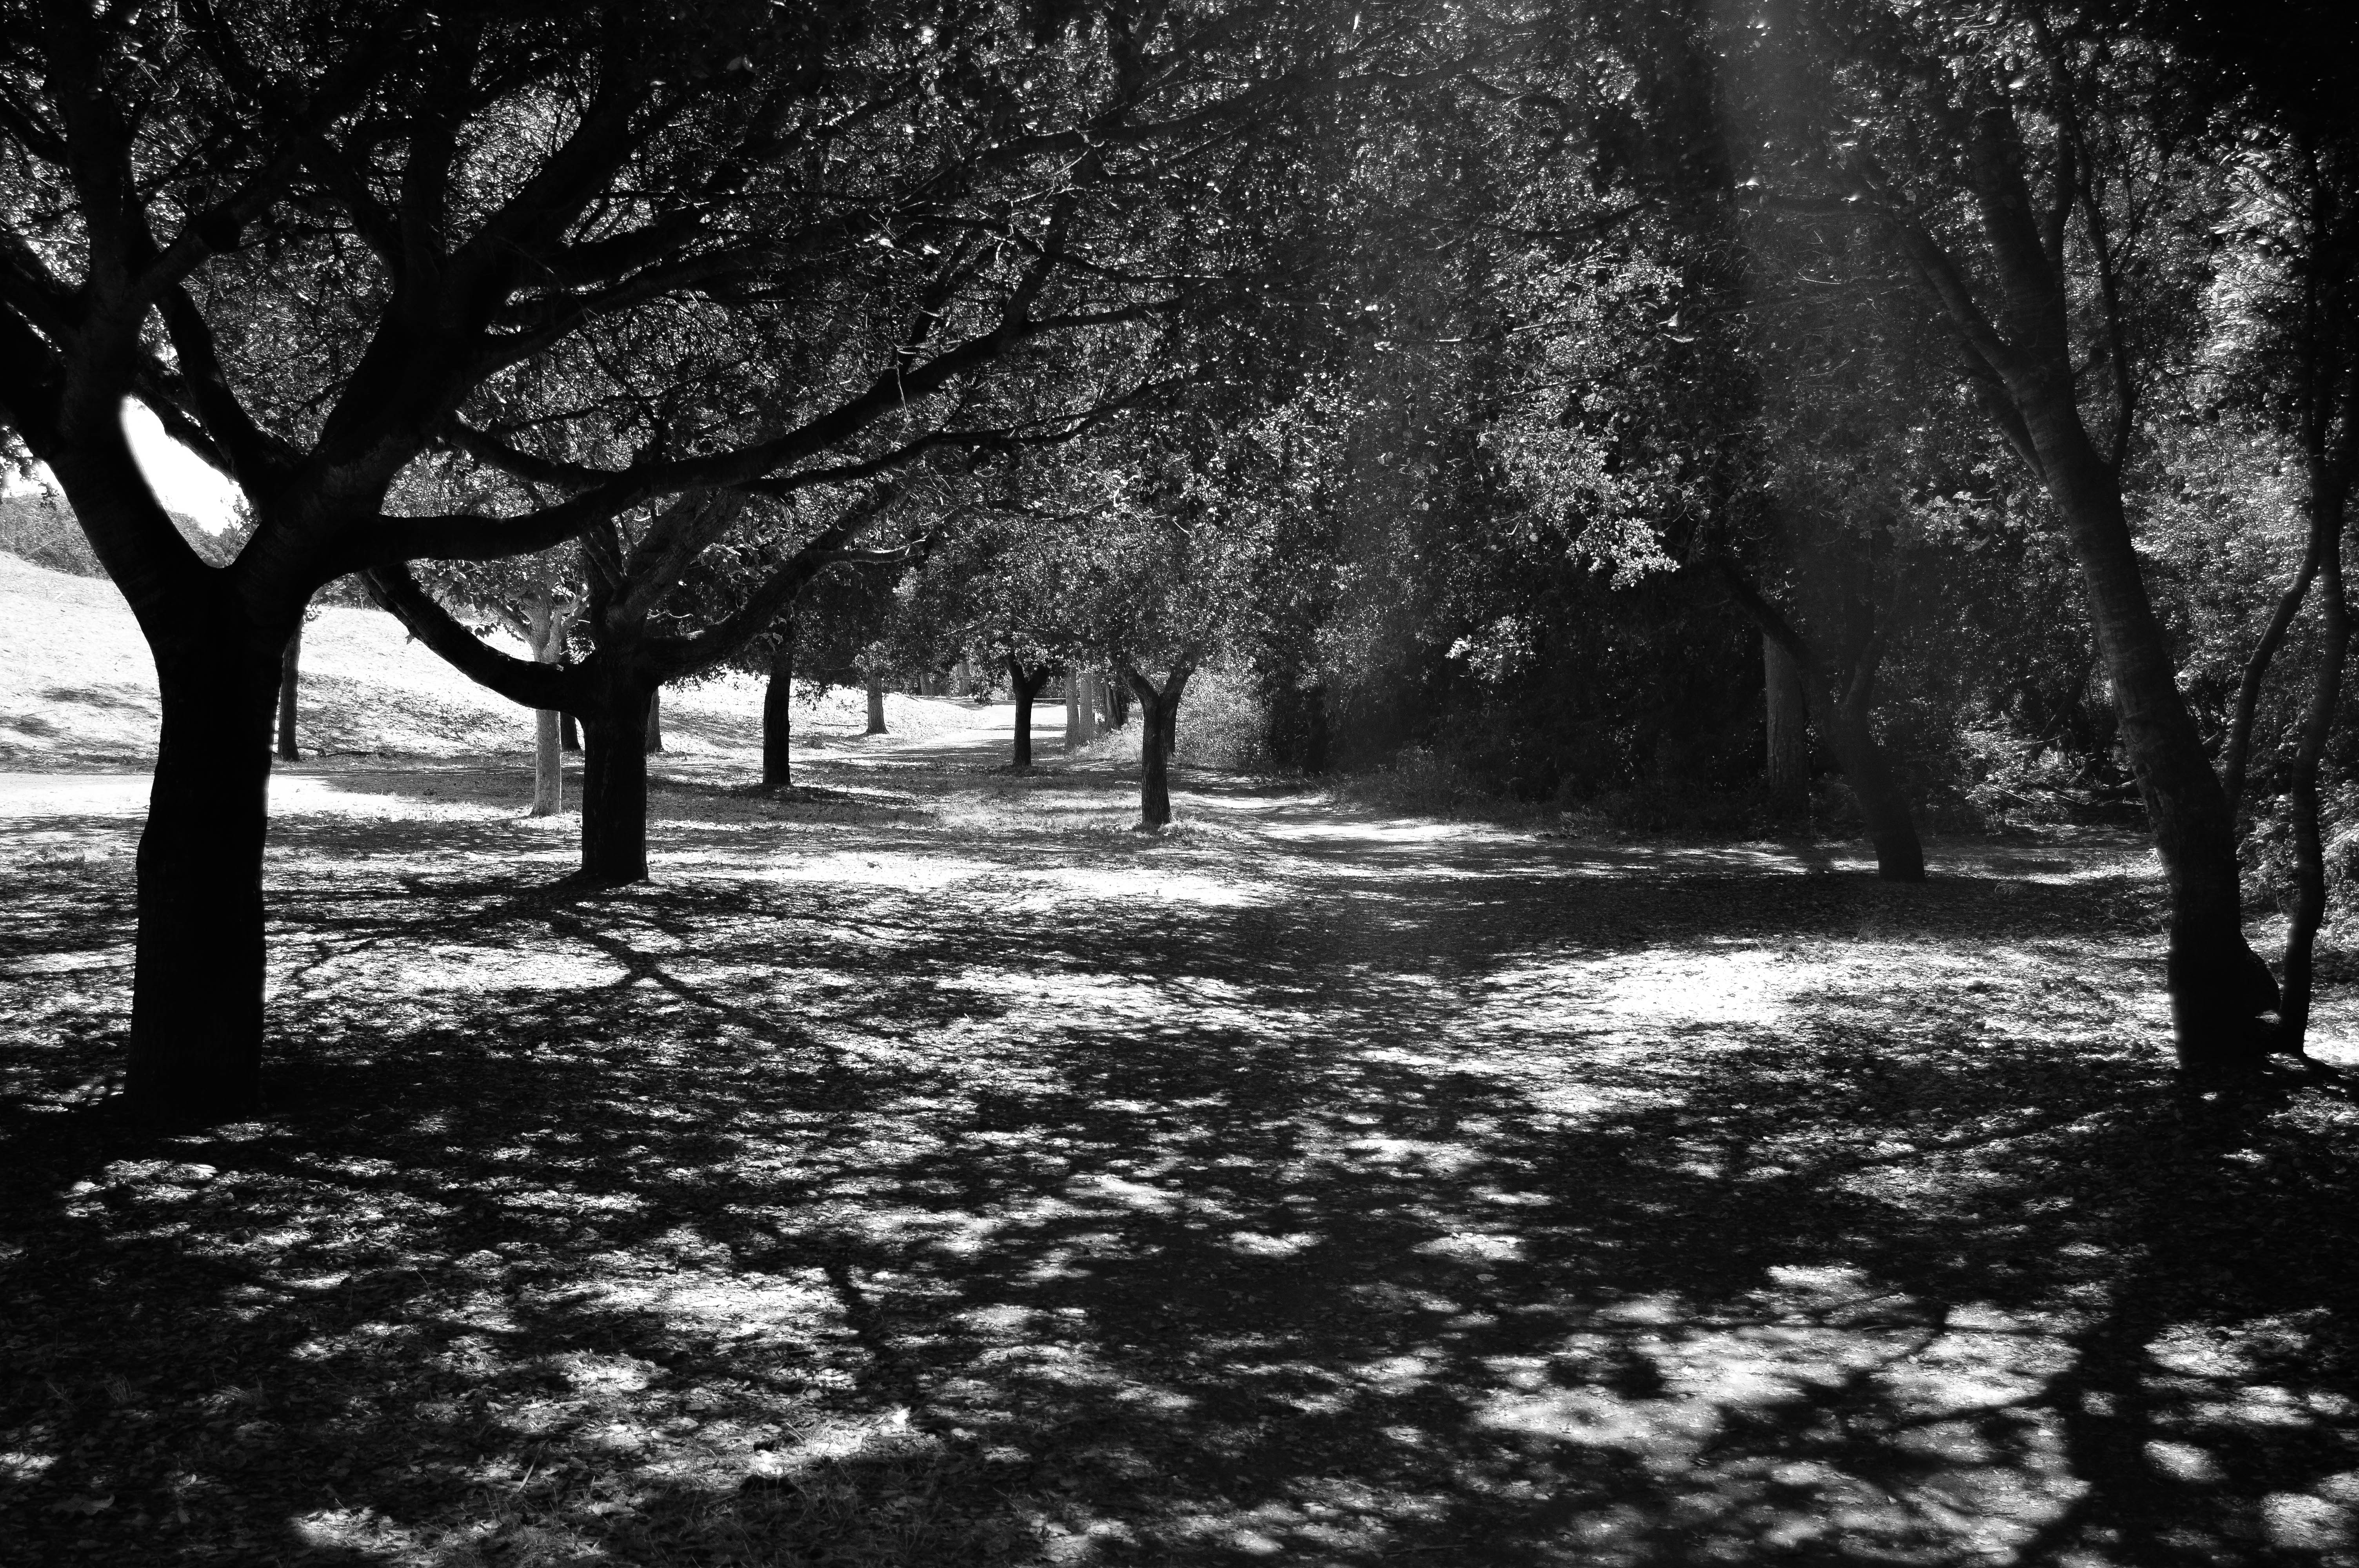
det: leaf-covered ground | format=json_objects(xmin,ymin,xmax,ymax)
[{"xmin": 5, "ymin": 698, "xmax": 2359, "ymax": 1567}]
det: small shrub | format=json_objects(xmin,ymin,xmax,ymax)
[
  {"xmin": 1174, "ymin": 660, "xmax": 1268, "ymax": 771},
  {"xmin": 1334, "ymin": 744, "xmax": 1485, "ymax": 816},
  {"xmin": 2242, "ymin": 785, "xmax": 2359, "ymax": 924}
]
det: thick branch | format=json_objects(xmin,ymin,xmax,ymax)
[
  {"xmin": 457, "ymin": 86, "xmax": 654, "ymax": 271},
  {"xmin": 352, "ymin": 488, "xmax": 634, "ymax": 571},
  {"xmin": 160, "ymin": 283, "xmax": 295, "ymax": 489},
  {"xmin": 363, "ymin": 561, "xmax": 571, "ymax": 709},
  {"xmin": 658, "ymin": 487, "xmax": 916, "ymax": 679},
  {"xmin": 0, "ymin": 302, "xmax": 68, "ymax": 456},
  {"xmin": 612, "ymin": 490, "xmax": 747, "ymax": 628},
  {"xmin": 1711, "ymin": 561, "xmax": 1826, "ymax": 695},
  {"xmin": 440, "ymin": 422, "xmax": 612, "ymax": 490}
]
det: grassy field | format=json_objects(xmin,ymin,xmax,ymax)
[{"xmin": 5, "ymin": 555, "xmax": 2359, "ymax": 1567}]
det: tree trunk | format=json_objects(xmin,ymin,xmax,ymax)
[
  {"xmin": 533, "ymin": 709, "xmax": 563, "ymax": 817},
  {"xmin": 1008, "ymin": 657, "xmax": 1049, "ymax": 771},
  {"xmin": 2026, "ymin": 400, "xmax": 2278, "ymax": 1067},
  {"xmin": 1719, "ymin": 568, "xmax": 1924, "ymax": 883},
  {"xmin": 1063, "ymin": 673, "xmax": 1081, "ymax": 751},
  {"xmin": 2281, "ymin": 461, "xmax": 2351, "ymax": 1053},
  {"xmin": 643, "ymin": 686, "xmax": 663, "ymax": 753},
  {"xmin": 866, "ymin": 667, "xmax": 888, "ymax": 735},
  {"xmin": 562, "ymin": 710, "xmax": 581, "ymax": 753},
  {"xmin": 2221, "ymin": 530, "xmax": 2323, "ymax": 817},
  {"xmin": 1108, "ymin": 677, "xmax": 1131, "ymax": 731},
  {"xmin": 763, "ymin": 634, "xmax": 794, "ymax": 789},
  {"xmin": 1763, "ymin": 633, "xmax": 1807, "ymax": 815},
  {"xmin": 275, "ymin": 625, "xmax": 302, "ymax": 762},
  {"xmin": 1823, "ymin": 695, "xmax": 1925, "ymax": 882},
  {"xmin": 1124, "ymin": 666, "xmax": 1191, "ymax": 828},
  {"xmin": 1899, "ymin": 126, "xmax": 2280, "ymax": 1068},
  {"xmin": 127, "ymin": 628, "xmax": 284, "ymax": 1123},
  {"xmin": 579, "ymin": 679, "xmax": 654, "ymax": 885},
  {"xmin": 1078, "ymin": 672, "xmax": 1100, "ymax": 743},
  {"xmin": 528, "ymin": 593, "xmax": 564, "ymax": 817},
  {"xmin": 1138, "ymin": 688, "xmax": 1172, "ymax": 826}
]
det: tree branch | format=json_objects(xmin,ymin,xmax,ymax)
[
  {"xmin": 351, "ymin": 487, "xmax": 638, "ymax": 572},
  {"xmin": 362, "ymin": 561, "xmax": 571, "ymax": 710},
  {"xmin": 656, "ymin": 483, "xmax": 917, "ymax": 680},
  {"xmin": 159, "ymin": 283, "xmax": 295, "ymax": 490},
  {"xmin": 0, "ymin": 301, "xmax": 68, "ymax": 456}
]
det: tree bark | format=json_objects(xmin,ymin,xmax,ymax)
[
  {"xmin": 763, "ymin": 633, "xmax": 794, "ymax": 789},
  {"xmin": 1763, "ymin": 632, "xmax": 1807, "ymax": 815},
  {"xmin": 1881, "ymin": 111, "xmax": 2279, "ymax": 1066},
  {"xmin": 1123, "ymin": 665, "xmax": 1191, "ymax": 828},
  {"xmin": 2031, "ymin": 403, "xmax": 2276, "ymax": 1065},
  {"xmin": 866, "ymin": 666, "xmax": 888, "ymax": 735},
  {"xmin": 2221, "ymin": 530, "xmax": 2322, "ymax": 817},
  {"xmin": 1719, "ymin": 566, "xmax": 1924, "ymax": 882},
  {"xmin": 275, "ymin": 625, "xmax": 302, "ymax": 762},
  {"xmin": 533, "ymin": 709, "xmax": 564, "ymax": 816},
  {"xmin": 127, "ymin": 623, "xmax": 284, "ymax": 1123},
  {"xmin": 1079, "ymin": 672, "xmax": 1101, "ymax": 743},
  {"xmin": 1823, "ymin": 693, "xmax": 1925, "ymax": 883},
  {"xmin": 643, "ymin": 686, "xmax": 663, "ymax": 753},
  {"xmin": 527, "ymin": 594, "xmax": 564, "ymax": 818},
  {"xmin": 580, "ymin": 677, "xmax": 654, "ymax": 885},
  {"xmin": 2281, "ymin": 450, "xmax": 2352, "ymax": 1053},
  {"xmin": 1063, "ymin": 673, "xmax": 1082, "ymax": 751},
  {"xmin": 1007, "ymin": 657, "xmax": 1052, "ymax": 770},
  {"xmin": 562, "ymin": 710, "xmax": 582, "ymax": 753},
  {"xmin": 1108, "ymin": 677, "xmax": 1131, "ymax": 731}
]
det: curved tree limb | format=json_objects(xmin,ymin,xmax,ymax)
[{"xmin": 362, "ymin": 561, "xmax": 571, "ymax": 711}]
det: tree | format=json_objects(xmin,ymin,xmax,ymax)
[
  {"xmin": 2186, "ymin": 58, "xmax": 2359, "ymax": 1054},
  {"xmin": 1066, "ymin": 667, "xmax": 1102, "ymax": 748},
  {"xmin": 1763, "ymin": 635, "xmax": 1809, "ymax": 811},
  {"xmin": 1720, "ymin": 562, "xmax": 1926, "ymax": 880},
  {"xmin": 1745, "ymin": 0, "xmax": 2284, "ymax": 1066},
  {"xmin": 371, "ymin": 483, "xmax": 930, "ymax": 879},
  {"xmin": 761, "ymin": 617, "xmax": 796, "ymax": 788},
  {"xmin": 1058, "ymin": 423, "xmax": 1284, "ymax": 826},
  {"xmin": 274, "ymin": 624, "xmax": 304, "ymax": 763},
  {"xmin": 526, "ymin": 588, "xmax": 580, "ymax": 816},
  {"xmin": 1005, "ymin": 655, "xmax": 1058, "ymax": 770},
  {"xmin": 407, "ymin": 534, "xmax": 587, "ymax": 815}
]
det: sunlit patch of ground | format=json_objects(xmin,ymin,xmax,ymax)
[{"xmin": 5, "ymin": 680, "xmax": 2359, "ymax": 1565}]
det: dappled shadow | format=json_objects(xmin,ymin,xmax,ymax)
[
  {"xmin": 36, "ymin": 683, "xmax": 152, "ymax": 712},
  {"xmin": 4, "ymin": 759, "xmax": 2357, "ymax": 1566}
]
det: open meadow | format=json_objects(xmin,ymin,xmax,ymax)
[{"xmin": 6, "ymin": 555, "xmax": 2359, "ymax": 1566}]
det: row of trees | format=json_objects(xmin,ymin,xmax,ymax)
[
  {"xmin": 0, "ymin": 0, "xmax": 1409, "ymax": 1118},
  {"xmin": 4, "ymin": 0, "xmax": 2354, "ymax": 1120}
]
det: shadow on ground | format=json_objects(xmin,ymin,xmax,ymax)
[{"xmin": 3, "ymin": 750, "xmax": 2357, "ymax": 1567}]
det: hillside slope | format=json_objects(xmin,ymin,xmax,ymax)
[{"xmin": 0, "ymin": 553, "xmax": 955, "ymax": 771}]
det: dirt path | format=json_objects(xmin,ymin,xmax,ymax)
[{"xmin": 4, "ymin": 725, "xmax": 2359, "ymax": 1567}]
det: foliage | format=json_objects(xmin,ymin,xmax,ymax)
[
  {"xmin": 0, "ymin": 491, "xmax": 101, "ymax": 577},
  {"xmin": 1170, "ymin": 657, "xmax": 1267, "ymax": 770}
]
